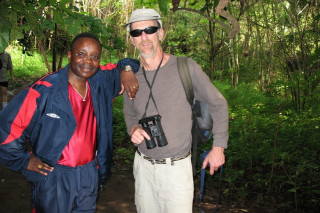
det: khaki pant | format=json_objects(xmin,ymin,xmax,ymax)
[{"xmin": 133, "ymin": 151, "xmax": 194, "ymax": 213}]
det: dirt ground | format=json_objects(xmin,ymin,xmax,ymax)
[
  {"xmin": 0, "ymin": 162, "xmax": 222, "ymax": 213},
  {"xmin": 0, "ymin": 163, "xmax": 138, "ymax": 213}
]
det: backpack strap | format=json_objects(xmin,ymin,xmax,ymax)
[
  {"xmin": 177, "ymin": 57, "xmax": 194, "ymax": 106},
  {"xmin": 177, "ymin": 56, "xmax": 198, "ymax": 176},
  {"xmin": 178, "ymin": 57, "xmax": 223, "ymax": 204}
]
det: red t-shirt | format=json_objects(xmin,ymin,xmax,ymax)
[{"xmin": 58, "ymin": 81, "xmax": 97, "ymax": 167}]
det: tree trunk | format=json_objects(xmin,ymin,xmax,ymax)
[
  {"xmin": 253, "ymin": 7, "xmax": 264, "ymax": 92},
  {"xmin": 229, "ymin": 38, "xmax": 239, "ymax": 87},
  {"xmin": 38, "ymin": 40, "xmax": 52, "ymax": 73},
  {"xmin": 206, "ymin": 0, "xmax": 215, "ymax": 79},
  {"xmin": 52, "ymin": 23, "xmax": 57, "ymax": 72}
]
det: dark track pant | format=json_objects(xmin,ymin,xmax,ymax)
[{"xmin": 31, "ymin": 160, "xmax": 99, "ymax": 213}]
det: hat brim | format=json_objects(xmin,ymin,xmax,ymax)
[{"xmin": 124, "ymin": 17, "xmax": 162, "ymax": 28}]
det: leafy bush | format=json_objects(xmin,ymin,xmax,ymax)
[
  {"xmin": 10, "ymin": 46, "xmax": 48, "ymax": 78},
  {"xmin": 200, "ymin": 82, "xmax": 320, "ymax": 212},
  {"xmin": 112, "ymin": 95, "xmax": 135, "ymax": 170}
]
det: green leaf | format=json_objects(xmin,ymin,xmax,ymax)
[
  {"xmin": 49, "ymin": 0, "xmax": 57, "ymax": 7},
  {"xmin": 60, "ymin": 0, "xmax": 73, "ymax": 5},
  {"xmin": 311, "ymin": 189, "xmax": 320, "ymax": 195},
  {"xmin": 288, "ymin": 188, "xmax": 297, "ymax": 193},
  {"xmin": 200, "ymin": 5, "xmax": 207, "ymax": 13},
  {"xmin": 21, "ymin": 25, "xmax": 31, "ymax": 33},
  {"xmin": 10, "ymin": 25, "xmax": 24, "ymax": 42},
  {"xmin": 213, "ymin": 0, "xmax": 220, "ymax": 7},
  {"xmin": 39, "ymin": 0, "xmax": 47, "ymax": 8},
  {"xmin": 6, "ymin": 12, "xmax": 23, "ymax": 42},
  {"xmin": 0, "ymin": 18, "xmax": 11, "ymax": 52},
  {"xmin": 53, "ymin": 9, "xmax": 63, "ymax": 24},
  {"xmin": 42, "ymin": 19, "xmax": 55, "ymax": 31},
  {"xmin": 158, "ymin": 0, "xmax": 167, "ymax": 15}
]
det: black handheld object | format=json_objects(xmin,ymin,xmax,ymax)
[{"xmin": 138, "ymin": 115, "xmax": 168, "ymax": 149}]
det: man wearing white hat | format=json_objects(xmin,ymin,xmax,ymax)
[{"xmin": 123, "ymin": 8, "xmax": 229, "ymax": 213}]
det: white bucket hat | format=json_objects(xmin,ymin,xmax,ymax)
[{"xmin": 124, "ymin": 8, "xmax": 162, "ymax": 29}]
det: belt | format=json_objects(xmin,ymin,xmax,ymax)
[{"xmin": 136, "ymin": 149, "xmax": 191, "ymax": 165}]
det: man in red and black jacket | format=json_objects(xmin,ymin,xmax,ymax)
[{"xmin": 0, "ymin": 33, "xmax": 139, "ymax": 213}]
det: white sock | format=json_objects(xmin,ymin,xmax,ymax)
[{"xmin": 2, "ymin": 102, "xmax": 7, "ymax": 108}]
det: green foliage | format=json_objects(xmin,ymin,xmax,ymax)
[
  {"xmin": 0, "ymin": 18, "xmax": 11, "ymax": 53},
  {"xmin": 135, "ymin": 0, "xmax": 161, "ymax": 9},
  {"xmin": 158, "ymin": 0, "xmax": 168, "ymax": 15},
  {"xmin": 8, "ymin": 12, "xmax": 24, "ymax": 44},
  {"xmin": 214, "ymin": 82, "xmax": 320, "ymax": 211},
  {"xmin": 163, "ymin": 11, "xmax": 210, "ymax": 67},
  {"xmin": 112, "ymin": 95, "xmax": 131, "ymax": 145},
  {"xmin": 10, "ymin": 46, "xmax": 48, "ymax": 79},
  {"xmin": 193, "ymin": 81, "xmax": 319, "ymax": 211},
  {"xmin": 112, "ymin": 95, "xmax": 135, "ymax": 169},
  {"xmin": 0, "ymin": 0, "xmax": 118, "ymax": 53}
]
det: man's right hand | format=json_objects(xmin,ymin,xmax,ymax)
[
  {"xmin": 121, "ymin": 70, "xmax": 139, "ymax": 100},
  {"xmin": 130, "ymin": 125, "xmax": 150, "ymax": 145},
  {"xmin": 27, "ymin": 154, "xmax": 54, "ymax": 176}
]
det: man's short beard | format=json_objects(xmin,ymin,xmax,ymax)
[{"xmin": 139, "ymin": 48, "xmax": 155, "ymax": 58}]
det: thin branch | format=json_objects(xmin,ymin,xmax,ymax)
[
  {"xmin": 216, "ymin": 0, "xmax": 240, "ymax": 38},
  {"xmin": 175, "ymin": 7, "xmax": 232, "ymax": 35},
  {"xmin": 175, "ymin": 0, "xmax": 240, "ymax": 39}
]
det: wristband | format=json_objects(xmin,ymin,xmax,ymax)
[{"xmin": 121, "ymin": 65, "xmax": 132, "ymax": 72}]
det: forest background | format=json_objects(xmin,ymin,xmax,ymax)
[{"xmin": 0, "ymin": 0, "xmax": 319, "ymax": 212}]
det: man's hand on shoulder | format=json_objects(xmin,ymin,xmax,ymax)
[
  {"xmin": 117, "ymin": 58, "xmax": 140, "ymax": 99},
  {"xmin": 120, "ymin": 68, "xmax": 139, "ymax": 100}
]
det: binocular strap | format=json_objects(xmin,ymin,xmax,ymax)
[{"xmin": 141, "ymin": 53, "xmax": 164, "ymax": 118}]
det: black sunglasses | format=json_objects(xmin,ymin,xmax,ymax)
[{"xmin": 130, "ymin": 26, "xmax": 159, "ymax": 37}]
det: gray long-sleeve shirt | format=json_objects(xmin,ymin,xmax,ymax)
[{"xmin": 123, "ymin": 55, "xmax": 228, "ymax": 159}]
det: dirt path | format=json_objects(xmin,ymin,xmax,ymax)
[
  {"xmin": 0, "ymin": 162, "xmax": 137, "ymax": 213},
  {"xmin": 0, "ymin": 162, "xmax": 219, "ymax": 213}
]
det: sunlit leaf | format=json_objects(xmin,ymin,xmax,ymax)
[
  {"xmin": 0, "ymin": 18, "xmax": 11, "ymax": 52},
  {"xmin": 288, "ymin": 188, "xmax": 297, "ymax": 193},
  {"xmin": 60, "ymin": 0, "xmax": 73, "ymax": 5}
]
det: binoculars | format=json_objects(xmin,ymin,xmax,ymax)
[{"xmin": 138, "ymin": 115, "xmax": 168, "ymax": 149}]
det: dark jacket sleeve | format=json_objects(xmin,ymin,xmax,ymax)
[
  {"xmin": 100, "ymin": 58, "xmax": 140, "ymax": 99},
  {"xmin": 0, "ymin": 88, "xmax": 39, "ymax": 171},
  {"xmin": 117, "ymin": 58, "xmax": 140, "ymax": 74}
]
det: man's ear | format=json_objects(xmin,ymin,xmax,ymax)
[
  {"xmin": 67, "ymin": 51, "xmax": 71, "ymax": 62},
  {"xmin": 158, "ymin": 28, "xmax": 165, "ymax": 41}
]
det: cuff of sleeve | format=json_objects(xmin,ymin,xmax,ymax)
[
  {"xmin": 22, "ymin": 152, "xmax": 31, "ymax": 170},
  {"xmin": 212, "ymin": 134, "xmax": 229, "ymax": 149},
  {"xmin": 117, "ymin": 58, "xmax": 140, "ymax": 73}
]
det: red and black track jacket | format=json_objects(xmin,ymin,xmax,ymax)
[{"xmin": 0, "ymin": 58, "xmax": 139, "ymax": 184}]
